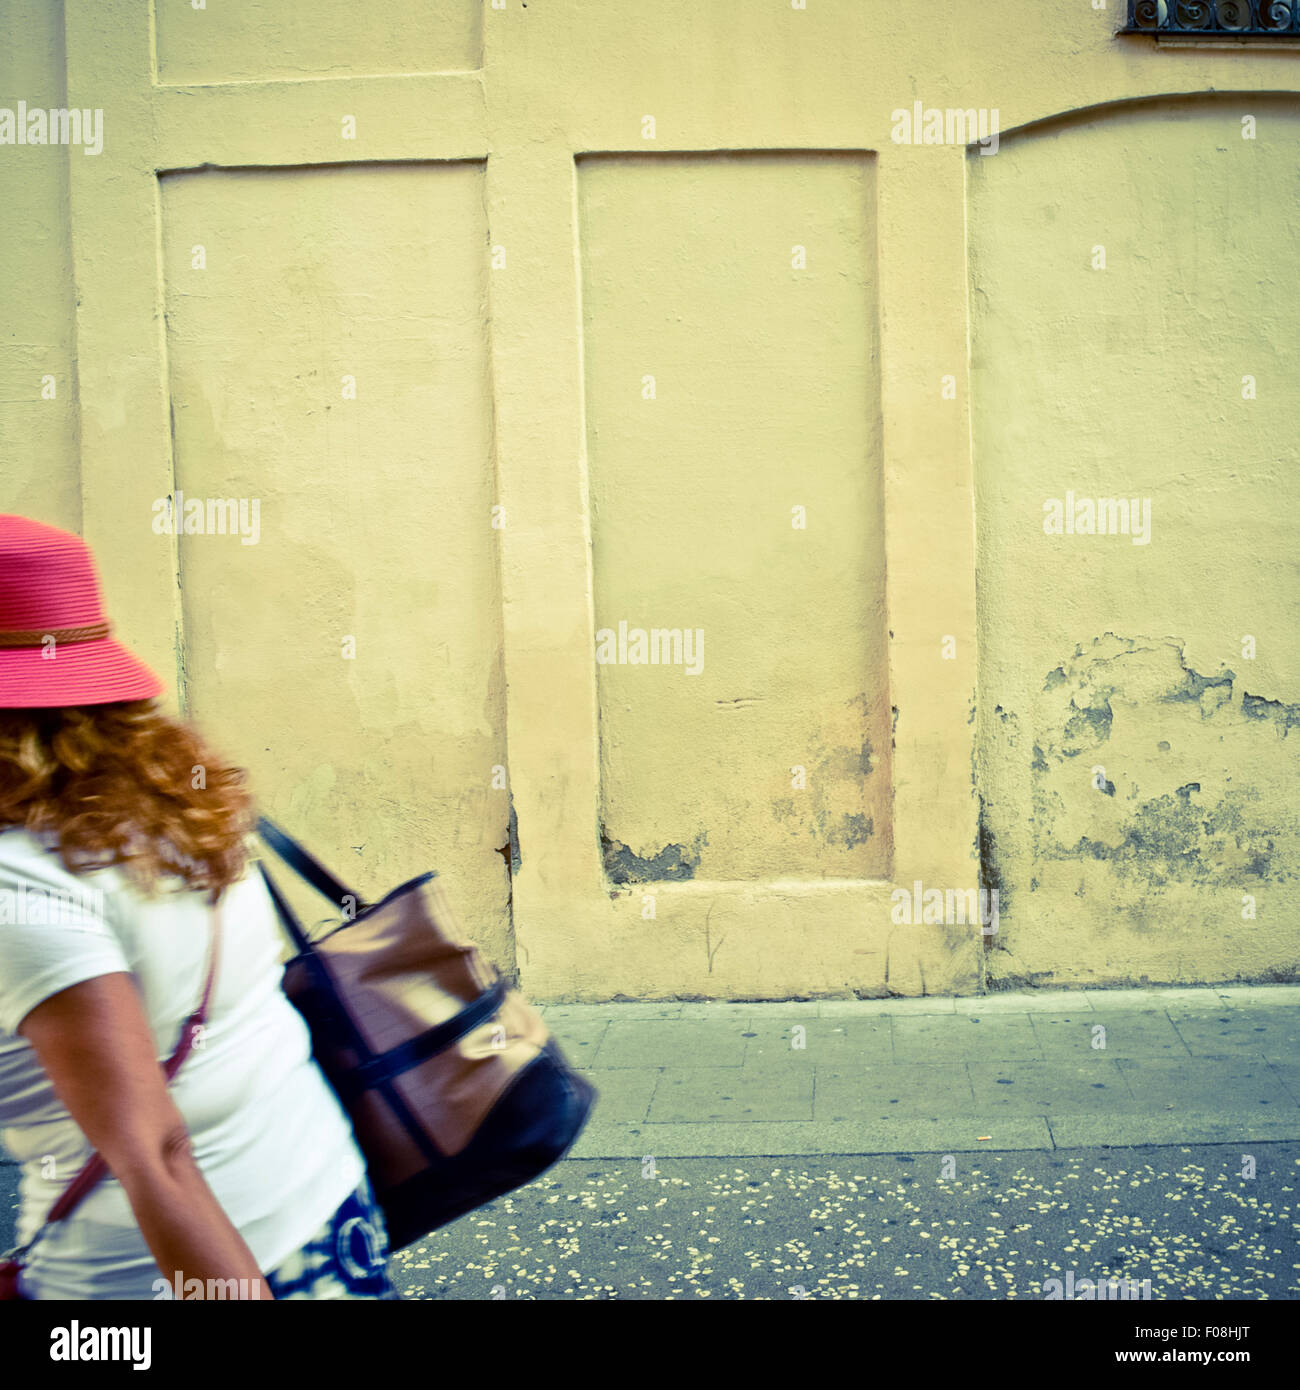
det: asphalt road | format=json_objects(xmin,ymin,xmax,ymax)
[
  {"xmin": 386, "ymin": 1143, "xmax": 1298, "ymax": 1300},
  {"xmin": 5, "ymin": 1143, "xmax": 1294, "ymax": 1300}
]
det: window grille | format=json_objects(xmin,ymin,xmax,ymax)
[{"xmin": 1121, "ymin": 0, "xmax": 1300, "ymax": 35}]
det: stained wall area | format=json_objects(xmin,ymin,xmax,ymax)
[
  {"xmin": 969, "ymin": 95, "xmax": 1300, "ymax": 986},
  {"xmin": 1, "ymin": 1, "xmax": 1296, "ymax": 995}
]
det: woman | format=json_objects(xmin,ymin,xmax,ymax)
[{"xmin": 0, "ymin": 513, "xmax": 395, "ymax": 1299}]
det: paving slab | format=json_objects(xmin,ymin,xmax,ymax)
[
  {"xmin": 567, "ymin": 1116, "xmax": 1053, "ymax": 1159},
  {"xmin": 965, "ymin": 1060, "xmax": 1139, "ymax": 1114},
  {"xmin": 575, "ymin": 1068, "xmax": 658, "ymax": 1123},
  {"xmin": 740, "ymin": 1019, "xmax": 893, "ymax": 1068},
  {"xmin": 891, "ymin": 1013, "xmax": 1044, "ymax": 1063},
  {"xmin": 1030, "ymin": 1010, "xmax": 1190, "ymax": 1061},
  {"xmin": 648, "ymin": 1066, "xmax": 814, "ymax": 1123},
  {"xmin": 818, "ymin": 997, "xmax": 956, "ymax": 1016},
  {"xmin": 813, "ymin": 1064, "xmax": 975, "ymax": 1122},
  {"xmin": 1170, "ymin": 1005, "xmax": 1300, "ymax": 1060},
  {"xmin": 1269, "ymin": 1062, "xmax": 1300, "ymax": 1104},
  {"xmin": 675, "ymin": 1001, "xmax": 824, "ymax": 1019},
  {"xmin": 1147, "ymin": 988, "xmax": 1254, "ymax": 1010},
  {"xmin": 592, "ymin": 1019, "xmax": 748, "ymax": 1069},
  {"xmin": 543, "ymin": 1016, "xmax": 611, "ymax": 1064},
  {"xmin": 1215, "ymin": 985, "xmax": 1300, "ymax": 1006},
  {"xmin": 1046, "ymin": 1112, "xmax": 1300, "ymax": 1147},
  {"xmin": 544, "ymin": 1003, "xmax": 683, "ymax": 1021},
  {"xmin": 1082, "ymin": 988, "xmax": 1210, "ymax": 1011},
  {"xmin": 954, "ymin": 991, "xmax": 1096, "ymax": 1013},
  {"xmin": 1115, "ymin": 1057, "xmax": 1300, "ymax": 1112}
]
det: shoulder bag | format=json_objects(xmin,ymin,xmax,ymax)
[{"xmin": 255, "ymin": 816, "xmax": 596, "ymax": 1251}]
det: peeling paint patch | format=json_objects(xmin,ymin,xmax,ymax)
[
  {"xmin": 495, "ymin": 793, "xmax": 521, "ymax": 883},
  {"xmin": 1065, "ymin": 787, "xmax": 1279, "ymax": 886},
  {"xmin": 601, "ymin": 831, "xmax": 705, "ymax": 883},
  {"xmin": 1028, "ymin": 635, "xmax": 1300, "ymax": 892},
  {"xmin": 1242, "ymin": 692, "xmax": 1300, "ymax": 735},
  {"xmin": 837, "ymin": 812, "xmax": 873, "ymax": 848},
  {"xmin": 506, "ymin": 793, "xmax": 521, "ymax": 873},
  {"xmin": 1043, "ymin": 666, "xmax": 1068, "ymax": 692},
  {"xmin": 982, "ymin": 632, "xmax": 1300, "ymax": 980},
  {"xmin": 1061, "ymin": 701, "xmax": 1112, "ymax": 753}
]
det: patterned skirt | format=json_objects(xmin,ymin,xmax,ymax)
[{"xmin": 265, "ymin": 1175, "xmax": 400, "ymax": 1300}]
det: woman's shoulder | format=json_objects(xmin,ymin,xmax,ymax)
[
  {"xmin": 0, "ymin": 826, "xmax": 131, "ymax": 914},
  {"xmin": 0, "ymin": 826, "xmax": 263, "ymax": 920},
  {"xmin": 0, "ymin": 825, "xmax": 66, "ymax": 876}
]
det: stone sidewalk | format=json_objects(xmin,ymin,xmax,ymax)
[{"xmin": 542, "ymin": 984, "xmax": 1300, "ymax": 1157}]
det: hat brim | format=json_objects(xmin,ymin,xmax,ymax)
[{"xmin": 0, "ymin": 637, "xmax": 165, "ymax": 709}]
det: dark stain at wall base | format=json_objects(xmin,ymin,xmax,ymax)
[
  {"xmin": 980, "ymin": 634, "xmax": 1300, "ymax": 974},
  {"xmin": 986, "ymin": 969, "xmax": 1057, "ymax": 992},
  {"xmin": 769, "ymin": 702, "xmax": 883, "ymax": 854},
  {"xmin": 977, "ymin": 798, "xmax": 1006, "ymax": 941},
  {"xmin": 601, "ymin": 831, "xmax": 706, "ymax": 884}
]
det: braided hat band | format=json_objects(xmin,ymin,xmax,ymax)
[{"xmin": 0, "ymin": 623, "xmax": 113, "ymax": 648}]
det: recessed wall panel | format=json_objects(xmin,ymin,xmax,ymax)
[
  {"xmin": 580, "ymin": 152, "xmax": 891, "ymax": 883},
  {"xmin": 159, "ymin": 162, "xmax": 509, "ymax": 960}
]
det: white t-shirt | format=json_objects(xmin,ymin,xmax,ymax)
[{"xmin": 0, "ymin": 826, "xmax": 365, "ymax": 1299}]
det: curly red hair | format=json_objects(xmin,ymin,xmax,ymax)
[{"xmin": 0, "ymin": 700, "xmax": 251, "ymax": 902}]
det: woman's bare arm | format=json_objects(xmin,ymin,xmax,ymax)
[{"xmin": 18, "ymin": 972, "xmax": 274, "ymax": 1299}]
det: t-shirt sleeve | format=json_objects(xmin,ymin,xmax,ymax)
[{"xmin": 0, "ymin": 848, "xmax": 129, "ymax": 1036}]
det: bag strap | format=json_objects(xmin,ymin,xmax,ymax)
[
  {"xmin": 256, "ymin": 816, "xmax": 357, "ymax": 914},
  {"xmin": 13, "ymin": 900, "xmax": 223, "ymax": 1260},
  {"xmin": 255, "ymin": 858, "xmax": 312, "ymax": 955}
]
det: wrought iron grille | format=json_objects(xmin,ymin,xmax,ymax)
[{"xmin": 1122, "ymin": 0, "xmax": 1300, "ymax": 35}]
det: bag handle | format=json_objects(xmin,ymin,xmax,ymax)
[
  {"xmin": 256, "ymin": 816, "xmax": 358, "ymax": 914},
  {"xmin": 7, "ymin": 902, "xmax": 222, "ymax": 1266},
  {"xmin": 255, "ymin": 858, "xmax": 312, "ymax": 955}
]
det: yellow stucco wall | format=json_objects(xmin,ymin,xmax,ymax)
[
  {"xmin": 2, "ymin": 1, "xmax": 1296, "ymax": 996},
  {"xmin": 1, "ymin": 0, "xmax": 80, "ymax": 530},
  {"xmin": 970, "ymin": 93, "xmax": 1300, "ymax": 986}
]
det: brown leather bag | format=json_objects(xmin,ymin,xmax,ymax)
[{"xmin": 256, "ymin": 817, "xmax": 595, "ymax": 1251}]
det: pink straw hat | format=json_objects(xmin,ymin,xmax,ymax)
[{"xmin": 0, "ymin": 515, "xmax": 165, "ymax": 709}]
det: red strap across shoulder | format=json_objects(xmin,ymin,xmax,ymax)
[{"xmin": 38, "ymin": 901, "xmax": 223, "ymax": 1229}]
